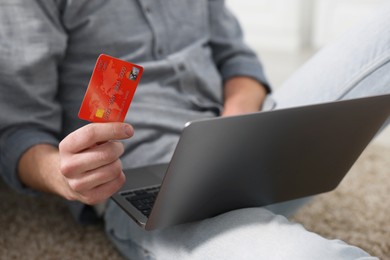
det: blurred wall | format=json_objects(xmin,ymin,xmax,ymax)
[{"xmin": 226, "ymin": 0, "xmax": 385, "ymax": 52}]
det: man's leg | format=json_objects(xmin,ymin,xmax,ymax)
[
  {"xmin": 105, "ymin": 202, "xmax": 377, "ymax": 260},
  {"xmin": 271, "ymin": 3, "xmax": 390, "ymax": 109}
]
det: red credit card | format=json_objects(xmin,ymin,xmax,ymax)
[{"xmin": 78, "ymin": 54, "xmax": 143, "ymax": 122}]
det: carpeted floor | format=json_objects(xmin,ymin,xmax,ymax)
[
  {"xmin": 292, "ymin": 143, "xmax": 390, "ymax": 259},
  {"xmin": 0, "ymin": 143, "xmax": 389, "ymax": 260}
]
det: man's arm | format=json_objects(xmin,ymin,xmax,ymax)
[
  {"xmin": 0, "ymin": 2, "xmax": 66, "ymax": 194},
  {"xmin": 208, "ymin": 0, "xmax": 271, "ymax": 95},
  {"xmin": 18, "ymin": 123, "xmax": 133, "ymax": 205},
  {"xmin": 222, "ymin": 77, "xmax": 267, "ymax": 117},
  {"xmin": 207, "ymin": 0, "xmax": 271, "ymax": 116}
]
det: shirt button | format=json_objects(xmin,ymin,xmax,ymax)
[
  {"xmin": 144, "ymin": 6, "xmax": 152, "ymax": 14},
  {"xmin": 178, "ymin": 63, "xmax": 186, "ymax": 71}
]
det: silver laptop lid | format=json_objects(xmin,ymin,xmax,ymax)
[{"xmin": 144, "ymin": 94, "xmax": 390, "ymax": 230}]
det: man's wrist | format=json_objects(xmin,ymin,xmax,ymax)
[
  {"xmin": 18, "ymin": 144, "xmax": 67, "ymax": 198},
  {"xmin": 222, "ymin": 77, "xmax": 267, "ymax": 116}
]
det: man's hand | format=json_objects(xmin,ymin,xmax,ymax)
[
  {"xmin": 222, "ymin": 77, "xmax": 268, "ymax": 117},
  {"xmin": 58, "ymin": 123, "xmax": 133, "ymax": 204},
  {"xmin": 18, "ymin": 123, "xmax": 134, "ymax": 205}
]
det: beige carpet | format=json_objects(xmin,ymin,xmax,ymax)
[
  {"xmin": 292, "ymin": 143, "xmax": 390, "ymax": 259},
  {"xmin": 0, "ymin": 143, "xmax": 389, "ymax": 260}
]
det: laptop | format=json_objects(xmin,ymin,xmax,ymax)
[{"xmin": 112, "ymin": 94, "xmax": 390, "ymax": 230}]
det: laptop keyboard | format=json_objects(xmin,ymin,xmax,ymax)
[{"xmin": 121, "ymin": 186, "xmax": 160, "ymax": 217}]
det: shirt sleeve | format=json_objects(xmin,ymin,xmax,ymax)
[
  {"xmin": 208, "ymin": 0, "xmax": 272, "ymax": 92},
  {"xmin": 0, "ymin": 0, "xmax": 67, "ymax": 193}
]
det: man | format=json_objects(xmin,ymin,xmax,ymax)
[{"xmin": 0, "ymin": 0, "xmax": 388, "ymax": 259}]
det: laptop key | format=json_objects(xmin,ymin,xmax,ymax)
[
  {"xmin": 142, "ymin": 209, "xmax": 152, "ymax": 217},
  {"xmin": 129, "ymin": 200, "xmax": 149, "ymax": 210}
]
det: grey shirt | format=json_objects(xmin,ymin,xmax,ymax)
[{"xmin": 0, "ymin": 0, "xmax": 269, "ymax": 222}]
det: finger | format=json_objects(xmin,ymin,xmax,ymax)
[
  {"xmin": 77, "ymin": 169, "xmax": 126, "ymax": 205},
  {"xmin": 60, "ymin": 123, "xmax": 133, "ymax": 153},
  {"xmin": 67, "ymin": 159, "xmax": 123, "ymax": 194},
  {"xmin": 60, "ymin": 141, "xmax": 124, "ymax": 177}
]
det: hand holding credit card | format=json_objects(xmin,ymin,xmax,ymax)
[{"xmin": 78, "ymin": 54, "xmax": 143, "ymax": 122}]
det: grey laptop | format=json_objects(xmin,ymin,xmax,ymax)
[{"xmin": 112, "ymin": 94, "xmax": 390, "ymax": 230}]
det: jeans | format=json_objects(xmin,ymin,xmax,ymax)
[{"xmin": 104, "ymin": 3, "xmax": 390, "ymax": 260}]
